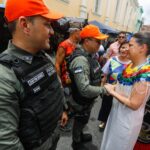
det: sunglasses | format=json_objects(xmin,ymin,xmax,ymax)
[{"xmin": 118, "ymin": 36, "xmax": 125, "ymax": 39}]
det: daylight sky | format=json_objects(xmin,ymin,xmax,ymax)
[{"xmin": 138, "ymin": 0, "xmax": 150, "ymax": 25}]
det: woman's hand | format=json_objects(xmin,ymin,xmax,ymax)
[{"xmin": 104, "ymin": 84, "xmax": 116, "ymax": 95}]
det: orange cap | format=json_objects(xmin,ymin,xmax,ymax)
[
  {"xmin": 5, "ymin": 0, "xmax": 63, "ymax": 22},
  {"xmin": 80, "ymin": 24, "xmax": 108, "ymax": 40}
]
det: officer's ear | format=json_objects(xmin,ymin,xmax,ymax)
[
  {"xmin": 84, "ymin": 38, "xmax": 89, "ymax": 44},
  {"xmin": 18, "ymin": 16, "xmax": 30, "ymax": 35},
  {"xmin": 84, "ymin": 38, "xmax": 93, "ymax": 46}
]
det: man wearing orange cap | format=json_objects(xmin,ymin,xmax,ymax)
[
  {"xmin": 0, "ymin": 0, "xmax": 68, "ymax": 150},
  {"xmin": 67, "ymin": 24, "xmax": 108, "ymax": 150}
]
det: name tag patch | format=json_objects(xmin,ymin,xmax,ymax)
[
  {"xmin": 27, "ymin": 72, "xmax": 45, "ymax": 86},
  {"xmin": 46, "ymin": 65, "xmax": 55, "ymax": 77},
  {"xmin": 33, "ymin": 86, "xmax": 41, "ymax": 93}
]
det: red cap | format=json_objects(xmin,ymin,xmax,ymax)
[
  {"xmin": 5, "ymin": 0, "xmax": 63, "ymax": 22},
  {"xmin": 80, "ymin": 24, "xmax": 108, "ymax": 40}
]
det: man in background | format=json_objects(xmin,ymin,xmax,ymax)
[
  {"xmin": 55, "ymin": 27, "xmax": 81, "ymax": 131},
  {"xmin": 55, "ymin": 27, "xmax": 81, "ymax": 85},
  {"xmin": 106, "ymin": 31, "xmax": 126, "ymax": 58}
]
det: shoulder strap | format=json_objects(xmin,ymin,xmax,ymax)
[
  {"xmin": 0, "ymin": 53, "xmax": 14, "ymax": 68},
  {"xmin": 66, "ymin": 48, "xmax": 86, "ymax": 64},
  {"xmin": 0, "ymin": 53, "xmax": 21, "ymax": 67}
]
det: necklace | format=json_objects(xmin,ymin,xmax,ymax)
[{"xmin": 123, "ymin": 61, "xmax": 150, "ymax": 78}]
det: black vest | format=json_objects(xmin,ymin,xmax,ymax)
[
  {"xmin": 0, "ymin": 52, "xmax": 63, "ymax": 149},
  {"xmin": 67, "ymin": 48, "xmax": 102, "ymax": 105}
]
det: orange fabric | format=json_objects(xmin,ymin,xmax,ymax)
[
  {"xmin": 5, "ymin": 0, "xmax": 63, "ymax": 22},
  {"xmin": 80, "ymin": 24, "xmax": 108, "ymax": 40},
  {"xmin": 59, "ymin": 40, "xmax": 76, "ymax": 57},
  {"xmin": 58, "ymin": 39, "xmax": 76, "ymax": 86}
]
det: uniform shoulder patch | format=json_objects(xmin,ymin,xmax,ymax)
[{"xmin": 73, "ymin": 66, "xmax": 83, "ymax": 74}]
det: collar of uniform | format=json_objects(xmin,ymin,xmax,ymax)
[{"xmin": 7, "ymin": 41, "xmax": 40, "ymax": 64}]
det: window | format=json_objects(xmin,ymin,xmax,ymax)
[
  {"xmin": 94, "ymin": 0, "xmax": 101, "ymax": 14},
  {"xmin": 2, "ymin": 0, "xmax": 7, "ymax": 4},
  {"xmin": 60, "ymin": 0, "xmax": 69, "ymax": 3},
  {"xmin": 123, "ymin": 2, "xmax": 128, "ymax": 24},
  {"xmin": 114, "ymin": 0, "xmax": 120, "ymax": 21}
]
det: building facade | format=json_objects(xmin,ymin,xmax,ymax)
[
  {"xmin": 0, "ymin": 0, "xmax": 143, "ymax": 33},
  {"xmin": 135, "ymin": 6, "xmax": 144, "ymax": 32},
  {"xmin": 0, "ymin": 0, "xmax": 6, "ymax": 5},
  {"xmin": 45, "ymin": 0, "xmax": 143, "ymax": 33},
  {"xmin": 141, "ymin": 25, "xmax": 150, "ymax": 32}
]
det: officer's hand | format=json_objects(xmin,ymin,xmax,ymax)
[{"xmin": 60, "ymin": 111, "xmax": 68, "ymax": 127}]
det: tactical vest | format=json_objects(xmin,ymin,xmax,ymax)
[
  {"xmin": 0, "ymin": 52, "xmax": 63, "ymax": 150},
  {"xmin": 67, "ymin": 49, "xmax": 102, "ymax": 105}
]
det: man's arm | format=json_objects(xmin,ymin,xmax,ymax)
[
  {"xmin": 70, "ymin": 56, "xmax": 107, "ymax": 99},
  {"xmin": 55, "ymin": 47, "xmax": 65, "ymax": 76},
  {"xmin": 0, "ymin": 65, "xmax": 24, "ymax": 150}
]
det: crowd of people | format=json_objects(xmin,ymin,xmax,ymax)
[{"xmin": 0, "ymin": 0, "xmax": 149, "ymax": 150}]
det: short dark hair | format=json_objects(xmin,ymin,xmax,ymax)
[
  {"xmin": 80, "ymin": 38, "xmax": 89, "ymax": 44},
  {"xmin": 118, "ymin": 41, "xmax": 129, "ymax": 52},
  {"xmin": 80, "ymin": 38, "xmax": 85, "ymax": 44},
  {"xmin": 7, "ymin": 20, "xmax": 17, "ymax": 34},
  {"xmin": 118, "ymin": 31, "xmax": 126, "ymax": 36},
  {"xmin": 133, "ymin": 32, "xmax": 150, "ymax": 55},
  {"xmin": 7, "ymin": 16, "xmax": 36, "ymax": 34}
]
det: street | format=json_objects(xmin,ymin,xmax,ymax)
[{"xmin": 57, "ymin": 96, "xmax": 103, "ymax": 150}]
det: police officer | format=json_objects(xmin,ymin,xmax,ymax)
[
  {"xmin": 68, "ymin": 24, "xmax": 108, "ymax": 150},
  {"xmin": 0, "ymin": 0, "xmax": 68, "ymax": 150}
]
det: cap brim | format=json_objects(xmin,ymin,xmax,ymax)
[
  {"xmin": 41, "ymin": 10, "xmax": 63, "ymax": 20},
  {"xmin": 95, "ymin": 34, "xmax": 109, "ymax": 40}
]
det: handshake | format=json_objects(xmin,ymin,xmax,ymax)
[{"xmin": 104, "ymin": 83, "xmax": 116, "ymax": 96}]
